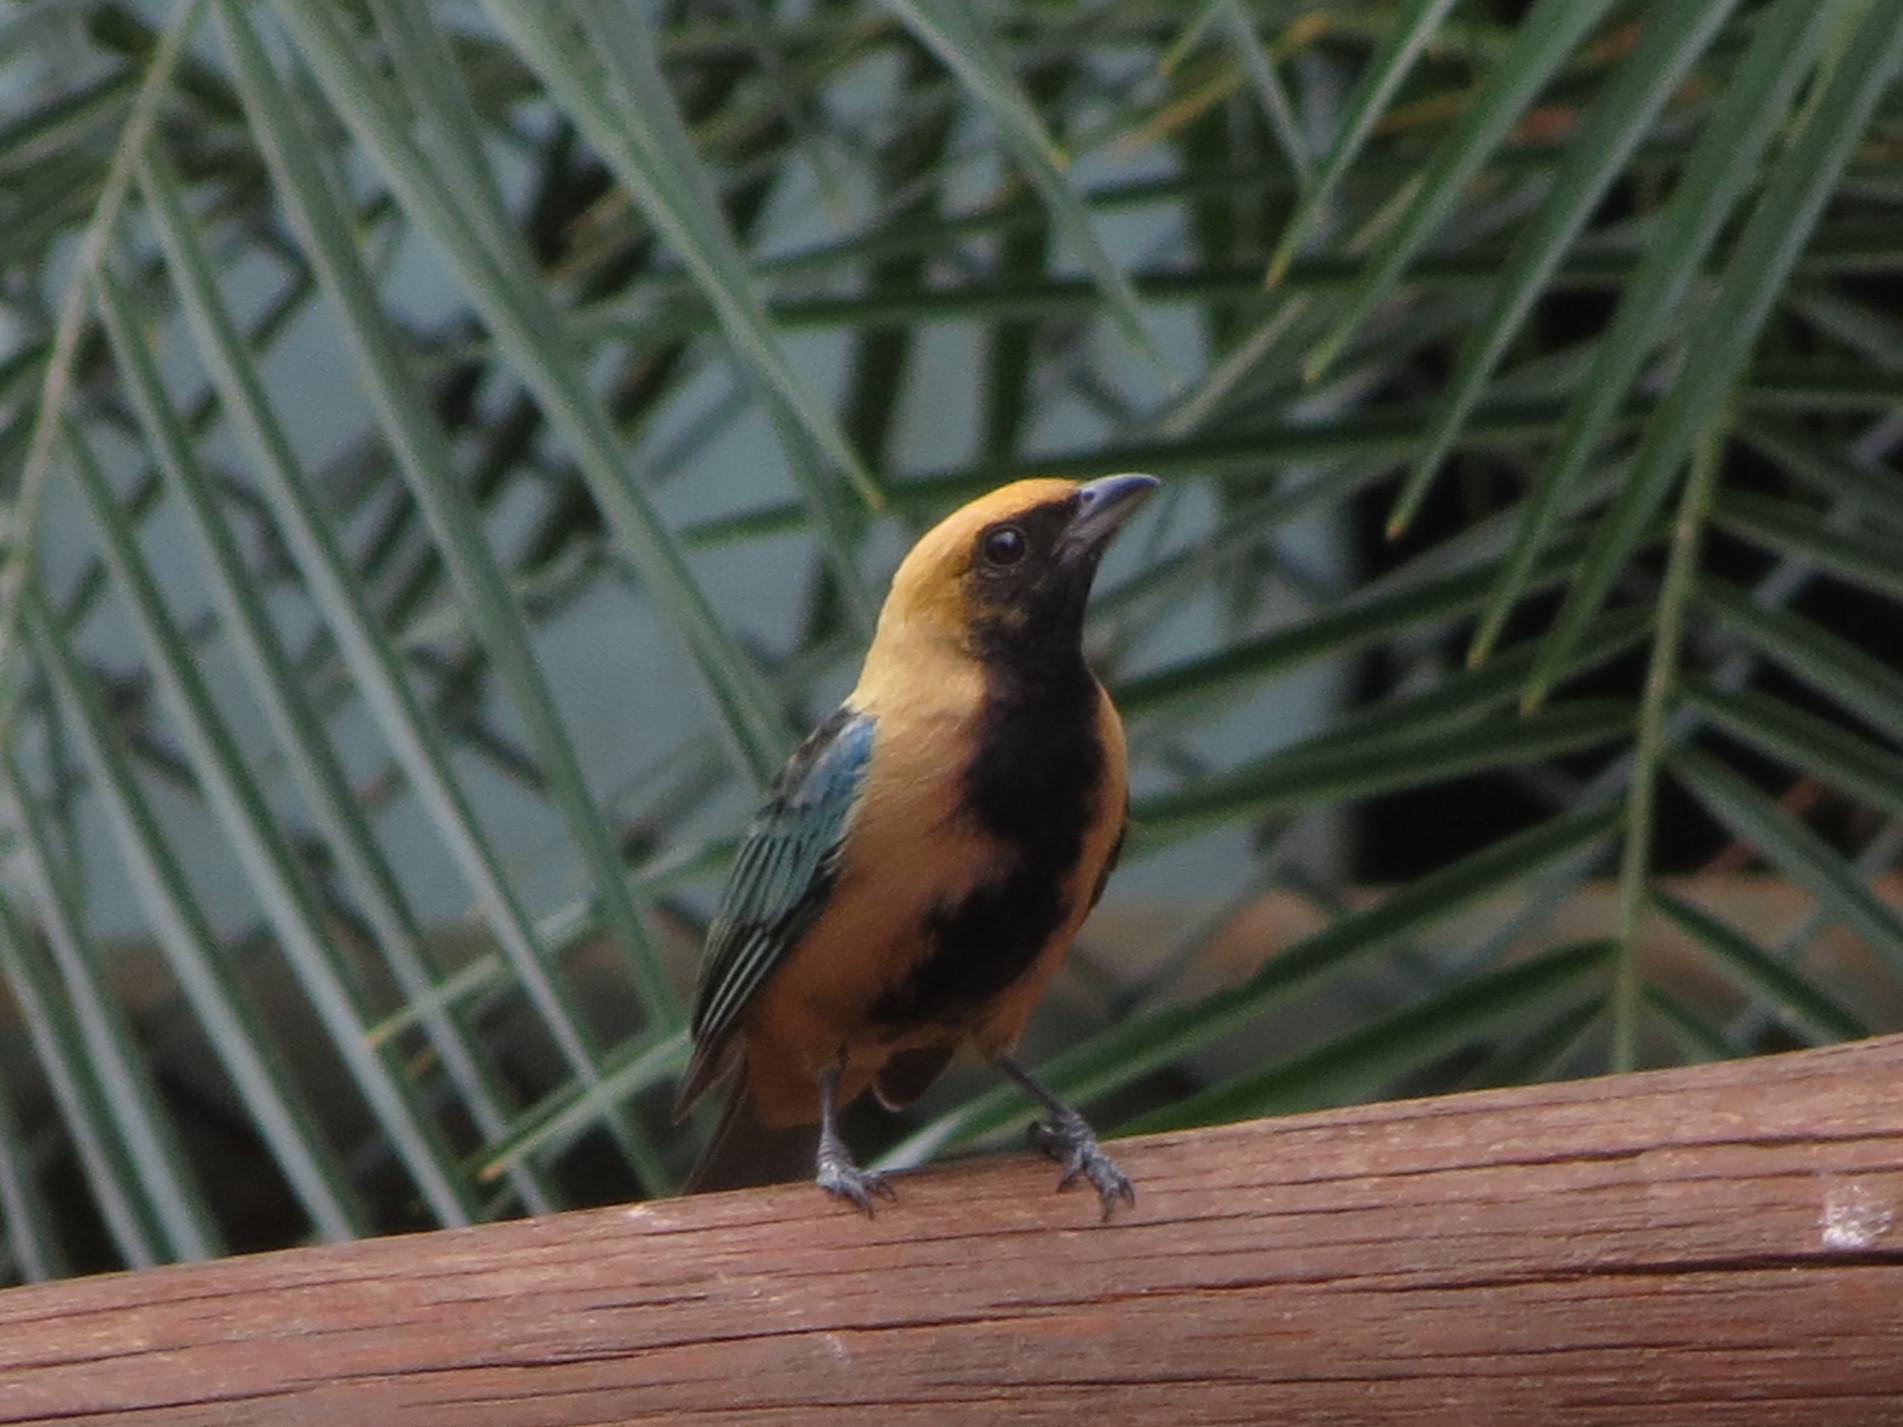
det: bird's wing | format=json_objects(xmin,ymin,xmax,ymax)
[{"xmin": 687, "ymin": 706, "xmax": 875, "ymax": 1059}]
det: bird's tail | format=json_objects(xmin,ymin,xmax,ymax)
[{"xmin": 683, "ymin": 1073, "xmax": 819, "ymax": 1195}]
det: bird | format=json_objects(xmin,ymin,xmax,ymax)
[{"xmin": 673, "ymin": 473, "xmax": 1156, "ymax": 1220}]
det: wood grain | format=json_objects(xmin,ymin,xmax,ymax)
[{"xmin": 2, "ymin": 1036, "xmax": 1901, "ymax": 1424}]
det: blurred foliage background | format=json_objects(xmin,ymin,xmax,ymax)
[{"xmin": 1, "ymin": 0, "xmax": 1901, "ymax": 1279}]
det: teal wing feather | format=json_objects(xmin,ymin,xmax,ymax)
[{"xmin": 677, "ymin": 707, "xmax": 874, "ymax": 1109}]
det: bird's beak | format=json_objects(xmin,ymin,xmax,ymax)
[{"xmin": 1062, "ymin": 473, "xmax": 1158, "ymax": 556}]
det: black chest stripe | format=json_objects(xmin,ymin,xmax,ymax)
[{"xmin": 873, "ymin": 659, "xmax": 1104, "ymax": 1029}]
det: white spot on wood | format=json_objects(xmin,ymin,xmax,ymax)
[{"xmin": 1819, "ymin": 1183, "xmax": 1893, "ymax": 1250}]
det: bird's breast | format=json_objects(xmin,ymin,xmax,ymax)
[
  {"xmin": 862, "ymin": 664, "xmax": 1120, "ymax": 1030},
  {"xmin": 755, "ymin": 664, "xmax": 1124, "ymax": 1022}
]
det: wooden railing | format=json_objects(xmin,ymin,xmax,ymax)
[{"xmin": 2, "ymin": 1034, "xmax": 1900, "ymax": 1424}]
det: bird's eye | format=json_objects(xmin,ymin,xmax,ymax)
[{"xmin": 981, "ymin": 525, "xmax": 1027, "ymax": 566}]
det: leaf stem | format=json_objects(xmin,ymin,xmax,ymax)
[{"xmin": 1613, "ymin": 415, "xmax": 1726, "ymax": 1071}]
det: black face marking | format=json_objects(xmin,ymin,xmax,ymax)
[{"xmin": 961, "ymin": 495, "xmax": 1106, "ymax": 666}]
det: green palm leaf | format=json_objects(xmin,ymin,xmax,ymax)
[{"xmin": 1, "ymin": 0, "xmax": 1898, "ymax": 1280}]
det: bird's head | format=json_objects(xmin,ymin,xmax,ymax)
[{"xmin": 871, "ymin": 474, "xmax": 1158, "ymax": 669}]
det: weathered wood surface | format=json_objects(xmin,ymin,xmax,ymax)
[{"xmin": 3, "ymin": 1036, "xmax": 1901, "ymax": 1425}]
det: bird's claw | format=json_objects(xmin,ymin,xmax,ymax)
[
  {"xmin": 1027, "ymin": 1113, "xmax": 1135, "ymax": 1220},
  {"xmin": 816, "ymin": 1155, "xmax": 896, "ymax": 1216}
]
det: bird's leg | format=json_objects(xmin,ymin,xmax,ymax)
[
  {"xmin": 995, "ymin": 1054, "xmax": 1135, "ymax": 1220},
  {"xmin": 814, "ymin": 1065, "xmax": 895, "ymax": 1214}
]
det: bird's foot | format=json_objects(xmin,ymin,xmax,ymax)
[
  {"xmin": 1027, "ymin": 1110, "xmax": 1135, "ymax": 1220},
  {"xmin": 816, "ymin": 1145, "xmax": 895, "ymax": 1216}
]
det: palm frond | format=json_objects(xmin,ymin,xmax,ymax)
[{"xmin": 2, "ymin": 0, "xmax": 1900, "ymax": 1278}]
